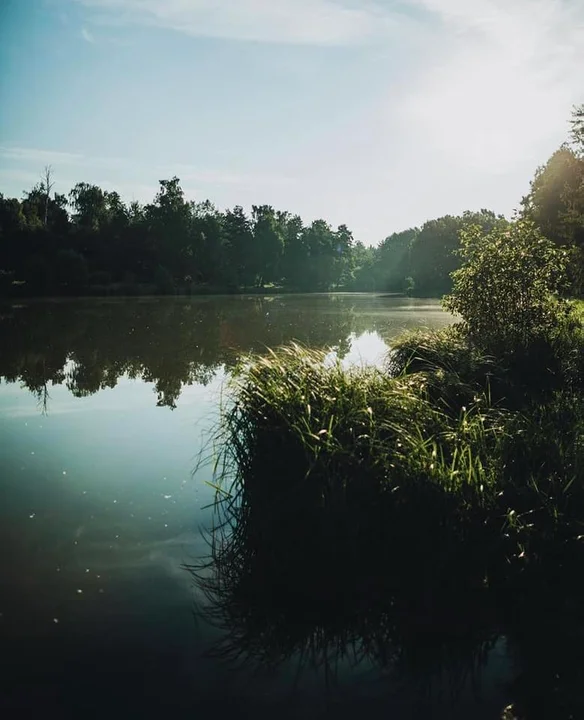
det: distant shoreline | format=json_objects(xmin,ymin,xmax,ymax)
[{"xmin": 0, "ymin": 285, "xmax": 414, "ymax": 301}]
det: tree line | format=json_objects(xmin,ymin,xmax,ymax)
[{"xmin": 0, "ymin": 106, "xmax": 582, "ymax": 297}]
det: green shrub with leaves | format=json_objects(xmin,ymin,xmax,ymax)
[{"xmin": 443, "ymin": 220, "xmax": 571, "ymax": 354}]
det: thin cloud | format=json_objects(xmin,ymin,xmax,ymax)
[
  {"xmin": 0, "ymin": 145, "xmax": 292, "ymax": 199},
  {"xmin": 0, "ymin": 145, "xmax": 133, "ymax": 171},
  {"xmin": 73, "ymin": 0, "xmax": 399, "ymax": 46},
  {"xmin": 0, "ymin": 146, "xmax": 85, "ymax": 165}
]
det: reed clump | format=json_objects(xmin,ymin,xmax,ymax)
[{"xmin": 193, "ymin": 344, "xmax": 508, "ymax": 695}]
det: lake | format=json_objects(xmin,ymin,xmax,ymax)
[{"xmin": 0, "ymin": 295, "xmax": 511, "ymax": 718}]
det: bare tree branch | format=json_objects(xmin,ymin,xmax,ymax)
[{"xmin": 42, "ymin": 165, "xmax": 55, "ymax": 228}]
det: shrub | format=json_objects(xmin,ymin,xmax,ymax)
[
  {"xmin": 443, "ymin": 220, "xmax": 571, "ymax": 354},
  {"xmin": 388, "ymin": 325, "xmax": 493, "ymax": 378},
  {"xmin": 386, "ymin": 325, "xmax": 510, "ymax": 409}
]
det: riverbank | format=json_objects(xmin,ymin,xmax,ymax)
[{"xmin": 0, "ymin": 280, "xmax": 406, "ymax": 299}]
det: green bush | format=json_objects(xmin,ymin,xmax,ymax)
[
  {"xmin": 443, "ymin": 220, "xmax": 571, "ymax": 354},
  {"xmin": 390, "ymin": 222, "xmax": 584, "ymax": 402},
  {"xmin": 388, "ymin": 325, "xmax": 495, "ymax": 378}
]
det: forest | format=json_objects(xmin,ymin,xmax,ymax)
[{"xmin": 0, "ymin": 106, "xmax": 582, "ymax": 298}]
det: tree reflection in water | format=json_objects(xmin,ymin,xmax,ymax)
[{"xmin": 0, "ymin": 296, "xmax": 374, "ymax": 410}]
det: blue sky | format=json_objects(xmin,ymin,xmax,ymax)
[{"xmin": 1, "ymin": 0, "xmax": 582, "ymax": 244}]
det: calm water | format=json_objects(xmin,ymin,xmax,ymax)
[{"xmin": 0, "ymin": 295, "xmax": 510, "ymax": 718}]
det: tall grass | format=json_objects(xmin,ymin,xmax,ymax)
[{"xmin": 213, "ymin": 343, "xmax": 506, "ymax": 540}]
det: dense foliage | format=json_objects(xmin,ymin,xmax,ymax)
[
  {"xmin": 521, "ymin": 104, "xmax": 584, "ymax": 295},
  {"xmin": 443, "ymin": 220, "xmax": 571, "ymax": 351},
  {"xmin": 0, "ymin": 172, "xmax": 504, "ymax": 296}
]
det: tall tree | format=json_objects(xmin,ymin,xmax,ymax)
[
  {"xmin": 521, "ymin": 105, "xmax": 584, "ymax": 294},
  {"xmin": 223, "ymin": 205, "xmax": 254, "ymax": 287},
  {"xmin": 522, "ymin": 147, "xmax": 584, "ymax": 247},
  {"xmin": 302, "ymin": 219, "xmax": 336, "ymax": 290},
  {"xmin": 346, "ymin": 241, "xmax": 377, "ymax": 291},
  {"xmin": 145, "ymin": 177, "xmax": 192, "ymax": 279},
  {"xmin": 69, "ymin": 182, "xmax": 108, "ymax": 231},
  {"xmin": 251, "ymin": 205, "xmax": 284, "ymax": 286},
  {"xmin": 280, "ymin": 212, "xmax": 307, "ymax": 287},
  {"xmin": 333, "ymin": 224, "xmax": 354, "ymax": 287},
  {"xmin": 191, "ymin": 199, "xmax": 227, "ymax": 285}
]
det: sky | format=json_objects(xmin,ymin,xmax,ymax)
[{"xmin": 0, "ymin": 0, "xmax": 582, "ymax": 245}]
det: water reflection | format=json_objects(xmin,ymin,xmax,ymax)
[
  {"xmin": 6, "ymin": 294, "xmax": 504, "ymax": 719},
  {"xmin": 191, "ymin": 476, "xmax": 584, "ymax": 720},
  {"xmin": 0, "ymin": 295, "xmax": 451, "ymax": 410},
  {"xmin": 189, "ymin": 479, "xmax": 512, "ymax": 719}
]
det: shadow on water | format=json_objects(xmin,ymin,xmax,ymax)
[
  {"xmin": 188, "ymin": 492, "xmax": 584, "ymax": 719},
  {"xmin": 187, "ymin": 479, "xmax": 513, "ymax": 718}
]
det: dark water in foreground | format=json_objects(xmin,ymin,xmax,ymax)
[{"xmin": 0, "ymin": 295, "xmax": 512, "ymax": 718}]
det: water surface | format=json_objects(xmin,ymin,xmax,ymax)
[{"xmin": 1, "ymin": 295, "xmax": 511, "ymax": 717}]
